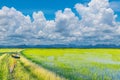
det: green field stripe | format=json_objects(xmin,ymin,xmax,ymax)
[
  {"xmin": 19, "ymin": 58, "xmax": 44, "ymax": 80},
  {"xmin": 19, "ymin": 60, "xmax": 40, "ymax": 80},
  {"xmin": 9, "ymin": 57, "xmax": 37, "ymax": 80},
  {"xmin": 0, "ymin": 54, "xmax": 5, "ymax": 60},
  {"xmin": 0, "ymin": 54, "xmax": 10, "ymax": 80},
  {"xmin": 20, "ymin": 56, "xmax": 66, "ymax": 80},
  {"xmin": 0, "ymin": 53, "xmax": 3, "ymax": 56},
  {"xmin": 0, "ymin": 53, "xmax": 38, "ymax": 80}
]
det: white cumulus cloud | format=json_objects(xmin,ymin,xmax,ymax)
[{"xmin": 0, "ymin": 0, "xmax": 120, "ymax": 46}]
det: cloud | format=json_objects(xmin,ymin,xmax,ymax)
[
  {"xmin": 0, "ymin": 0, "xmax": 120, "ymax": 46},
  {"xmin": 55, "ymin": 8, "xmax": 80, "ymax": 36},
  {"xmin": 75, "ymin": 0, "xmax": 119, "ymax": 45}
]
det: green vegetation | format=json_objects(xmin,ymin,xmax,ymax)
[
  {"xmin": 0, "ymin": 49, "xmax": 65, "ymax": 80},
  {"xmin": 0, "ymin": 48, "xmax": 23, "ymax": 53},
  {"xmin": 0, "ymin": 54, "xmax": 38, "ymax": 80},
  {"xmin": 22, "ymin": 49, "xmax": 120, "ymax": 80},
  {"xmin": 0, "ymin": 54, "xmax": 9, "ymax": 80},
  {"xmin": 0, "ymin": 53, "xmax": 3, "ymax": 56},
  {"xmin": 0, "ymin": 49, "xmax": 120, "ymax": 80}
]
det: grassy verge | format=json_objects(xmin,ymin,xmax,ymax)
[
  {"xmin": 0, "ymin": 53, "xmax": 39, "ymax": 80},
  {"xmin": 0, "ymin": 53, "xmax": 3, "ymax": 56},
  {"xmin": 20, "ymin": 56, "xmax": 66, "ymax": 80},
  {"xmin": 0, "ymin": 54, "xmax": 10, "ymax": 80},
  {"xmin": 0, "ymin": 49, "xmax": 23, "ymax": 53},
  {"xmin": 11, "ymin": 58, "xmax": 37, "ymax": 80}
]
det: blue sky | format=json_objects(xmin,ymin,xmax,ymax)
[
  {"xmin": 0, "ymin": 0, "xmax": 90, "ymax": 20},
  {"xmin": 0, "ymin": 0, "xmax": 120, "ymax": 46},
  {"xmin": 0, "ymin": 0, "xmax": 120, "ymax": 20}
]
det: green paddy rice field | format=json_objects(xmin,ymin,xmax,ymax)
[{"xmin": 0, "ymin": 48, "xmax": 120, "ymax": 80}]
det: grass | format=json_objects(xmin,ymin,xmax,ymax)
[
  {"xmin": 22, "ymin": 49, "xmax": 120, "ymax": 80},
  {"xmin": 20, "ymin": 56, "xmax": 65, "ymax": 80},
  {"xmin": 11, "ymin": 58, "xmax": 37, "ymax": 80},
  {"xmin": 0, "ymin": 53, "xmax": 3, "ymax": 56},
  {"xmin": 0, "ymin": 53, "xmax": 39, "ymax": 80},
  {"xmin": 0, "ymin": 48, "xmax": 120, "ymax": 80},
  {"xmin": 0, "ymin": 54, "xmax": 10, "ymax": 80},
  {"xmin": 0, "ymin": 48, "xmax": 23, "ymax": 53},
  {"xmin": 0, "ymin": 49, "xmax": 65, "ymax": 80}
]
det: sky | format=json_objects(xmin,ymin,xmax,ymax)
[{"xmin": 0, "ymin": 0, "xmax": 120, "ymax": 46}]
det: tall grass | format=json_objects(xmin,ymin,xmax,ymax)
[
  {"xmin": 1, "ymin": 49, "xmax": 120, "ymax": 80},
  {"xmin": 11, "ymin": 58, "xmax": 37, "ymax": 80},
  {"xmin": 0, "ymin": 49, "xmax": 23, "ymax": 53},
  {"xmin": 0, "ymin": 49, "xmax": 65, "ymax": 80},
  {"xmin": 0, "ymin": 53, "xmax": 37, "ymax": 80},
  {"xmin": 22, "ymin": 49, "xmax": 120, "ymax": 80},
  {"xmin": 0, "ymin": 54, "xmax": 10, "ymax": 80},
  {"xmin": 20, "ymin": 56, "xmax": 66, "ymax": 80}
]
